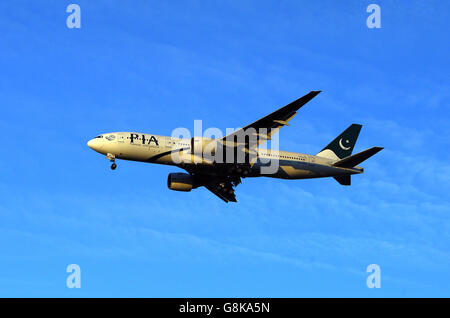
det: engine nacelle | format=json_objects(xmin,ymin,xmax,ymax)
[{"xmin": 167, "ymin": 172, "xmax": 194, "ymax": 192}]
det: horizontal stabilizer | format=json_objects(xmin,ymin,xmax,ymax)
[
  {"xmin": 333, "ymin": 175, "xmax": 351, "ymax": 186},
  {"xmin": 333, "ymin": 147, "xmax": 383, "ymax": 168}
]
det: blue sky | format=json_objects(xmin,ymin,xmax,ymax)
[{"xmin": 0, "ymin": 0, "xmax": 449, "ymax": 297}]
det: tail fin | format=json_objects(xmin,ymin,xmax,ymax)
[
  {"xmin": 316, "ymin": 124, "xmax": 362, "ymax": 160},
  {"xmin": 333, "ymin": 147, "xmax": 383, "ymax": 168}
]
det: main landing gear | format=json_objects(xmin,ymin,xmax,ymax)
[{"xmin": 107, "ymin": 153, "xmax": 117, "ymax": 170}]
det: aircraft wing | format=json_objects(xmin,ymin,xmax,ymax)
[
  {"xmin": 219, "ymin": 91, "xmax": 321, "ymax": 149},
  {"xmin": 204, "ymin": 180, "xmax": 238, "ymax": 203}
]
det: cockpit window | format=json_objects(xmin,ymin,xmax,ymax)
[{"xmin": 95, "ymin": 135, "xmax": 103, "ymax": 138}]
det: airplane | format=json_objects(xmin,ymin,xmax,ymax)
[{"xmin": 87, "ymin": 91, "xmax": 383, "ymax": 202}]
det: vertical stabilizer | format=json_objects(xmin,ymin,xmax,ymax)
[{"xmin": 316, "ymin": 124, "xmax": 362, "ymax": 160}]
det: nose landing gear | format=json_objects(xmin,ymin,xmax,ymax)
[{"xmin": 107, "ymin": 153, "xmax": 117, "ymax": 170}]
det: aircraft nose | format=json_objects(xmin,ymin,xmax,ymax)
[{"xmin": 87, "ymin": 138, "xmax": 102, "ymax": 151}]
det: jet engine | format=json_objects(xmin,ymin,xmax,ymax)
[{"xmin": 167, "ymin": 172, "xmax": 195, "ymax": 192}]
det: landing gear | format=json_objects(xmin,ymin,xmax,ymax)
[{"xmin": 107, "ymin": 153, "xmax": 117, "ymax": 170}]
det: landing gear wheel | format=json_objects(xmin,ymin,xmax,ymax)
[{"xmin": 111, "ymin": 163, "xmax": 117, "ymax": 170}]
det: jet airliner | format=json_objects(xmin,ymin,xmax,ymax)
[{"xmin": 87, "ymin": 91, "xmax": 383, "ymax": 202}]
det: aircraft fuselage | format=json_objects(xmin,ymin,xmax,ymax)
[{"xmin": 87, "ymin": 132, "xmax": 362, "ymax": 180}]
